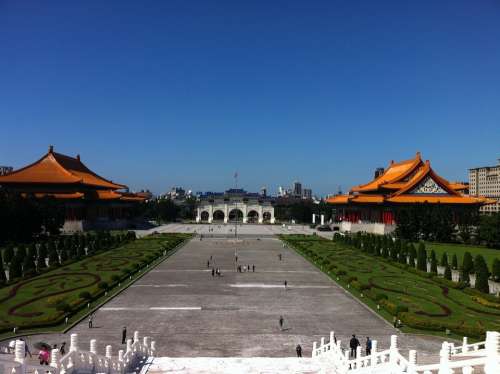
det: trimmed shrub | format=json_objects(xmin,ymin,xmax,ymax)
[
  {"xmin": 493, "ymin": 258, "xmax": 500, "ymax": 282},
  {"xmin": 98, "ymin": 281, "xmax": 109, "ymax": 290},
  {"xmin": 474, "ymin": 255, "xmax": 489, "ymax": 294},
  {"xmin": 452, "ymin": 254, "xmax": 458, "ymax": 269},
  {"xmin": 440, "ymin": 252, "xmax": 448, "ymax": 267},
  {"xmin": 79, "ymin": 291, "xmax": 92, "ymax": 300},
  {"xmin": 416, "ymin": 243, "xmax": 427, "ymax": 271},
  {"xmin": 444, "ymin": 265, "xmax": 452, "ymax": 280}
]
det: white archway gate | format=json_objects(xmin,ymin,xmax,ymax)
[{"xmin": 196, "ymin": 201, "xmax": 275, "ymax": 224}]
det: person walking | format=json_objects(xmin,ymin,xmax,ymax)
[
  {"xmin": 38, "ymin": 347, "xmax": 50, "ymax": 365},
  {"xmin": 279, "ymin": 315, "xmax": 284, "ymax": 330},
  {"xmin": 252, "ymin": 265, "xmax": 255, "ymax": 272},
  {"xmin": 365, "ymin": 337, "xmax": 372, "ymax": 356},
  {"xmin": 349, "ymin": 335, "xmax": 360, "ymax": 358},
  {"xmin": 122, "ymin": 327, "xmax": 127, "ymax": 344},
  {"xmin": 207, "ymin": 260, "xmax": 210, "ymax": 268},
  {"xmin": 296, "ymin": 344, "xmax": 302, "ymax": 357},
  {"xmin": 278, "ymin": 253, "xmax": 282, "ymax": 261},
  {"xmin": 60, "ymin": 342, "xmax": 66, "ymax": 356},
  {"xmin": 88, "ymin": 313, "xmax": 94, "ymax": 328},
  {"xmin": 284, "ymin": 280, "xmax": 288, "ymax": 290}
]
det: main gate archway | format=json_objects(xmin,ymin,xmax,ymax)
[
  {"xmin": 213, "ymin": 210, "xmax": 225, "ymax": 222},
  {"xmin": 228, "ymin": 209, "xmax": 244, "ymax": 222},
  {"xmin": 200, "ymin": 211, "xmax": 209, "ymax": 222},
  {"xmin": 247, "ymin": 210, "xmax": 259, "ymax": 223}
]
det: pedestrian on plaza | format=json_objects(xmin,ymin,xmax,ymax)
[
  {"xmin": 284, "ymin": 280, "xmax": 288, "ymax": 290},
  {"xmin": 365, "ymin": 337, "xmax": 372, "ymax": 356},
  {"xmin": 38, "ymin": 347, "xmax": 50, "ymax": 365},
  {"xmin": 60, "ymin": 342, "xmax": 66, "ymax": 356},
  {"xmin": 279, "ymin": 315, "xmax": 284, "ymax": 330},
  {"xmin": 122, "ymin": 327, "xmax": 127, "ymax": 344},
  {"xmin": 207, "ymin": 260, "xmax": 210, "ymax": 268},
  {"xmin": 88, "ymin": 314, "xmax": 93, "ymax": 328},
  {"xmin": 20, "ymin": 338, "xmax": 32, "ymax": 358},
  {"xmin": 252, "ymin": 265, "xmax": 255, "ymax": 272},
  {"xmin": 210, "ymin": 255, "xmax": 212, "ymax": 260},
  {"xmin": 278, "ymin": 253, "xmax": 282, "ymax": 261},
  {"xmin": 296, "ymin": 344, "xmax": 302, "ymax": 357},
  {"xmin": 235, "ymin": 255, "xmax": 238, "ymax": 262},
  {"xmin": 212, "ymin": 268, "xmax": 215, "ymax": 277},
  {"xmin": 393, "ymin": 316, "xmax": 397, "ymax": 328},
  {"xmin": 349, "ymin": 335, "xmax": 360, "ymax": 358}
]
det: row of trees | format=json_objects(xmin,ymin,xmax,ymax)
[
  {"xmin": 135, "ymin": 197, "xmax": 197, "ymax": 223},
  {"xmin": 0, "ymin": 189, "xmax": 65, "ymax": 245},
  {"xmin": 0, "ymin": 231, "xmax": 136, "ymax": 285},
  {"xmin": 335, "ymin": 233, "xmax": 498, "ymax": 294},
  {"xmin": 395, "ymin": 205, "xmax": 500, "ymax": 248}
]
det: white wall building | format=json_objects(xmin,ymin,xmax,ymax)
[{"xmin": 469, "ymin": 159, "xmax": 500, "ymax": 214}]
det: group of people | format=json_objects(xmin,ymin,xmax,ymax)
[
  {"xmin": 349, "ymin": 334, "xmax": 372, "ymax": 358},
  {"xmin": 237, "ymin": 264, "xmax": 255, "ymax": 272}
]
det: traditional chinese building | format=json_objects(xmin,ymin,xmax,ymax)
[
  {"xmin": 326, "ymin": 152, "xmax": 492, "ymax": 234},
  {"xmin": 0, "ymin": 146, "xmax": 146, "ymax": 232}
]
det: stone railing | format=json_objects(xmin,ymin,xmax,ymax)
[
  {"xmin": 0, "ymin": 331, "xmax": 155, "ymax": 374},
  {"xmin": 312, "ymin": 330, "xmax": 500, "ymax": 374}
]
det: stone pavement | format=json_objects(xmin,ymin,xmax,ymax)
[{"xmin": 14, "ymin": 233, "xmax": 445, "ymax": 364}]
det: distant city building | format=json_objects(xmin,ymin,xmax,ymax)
[
  {"xmin": 302, "ymin": 188, "xmax": 312, "ymax": 200},
  {"xmin": 469, "ymin": 158, "xmax": 500, "ymax": 214},
  {"xmin": 196, "ymin": 188, "xmax": 275, "ymax": 224},
  {"xmin": 292, "ymin": 181, "xmax": 302, "ymax": 198},
  {"xmin": 167, "ymin": 186, "xmax": 186, "ymax": 200},
  {"xmin": 260, "ymin": 186, "xmax": 267, "ymax": 197},
  {"xmin": 0, "ymin": 166, "xmax": 13, "ymax": 176}
]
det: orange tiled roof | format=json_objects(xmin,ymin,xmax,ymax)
[
  {"xmin": 351, "ymin": 152, "xmax": 423, "ymax": 193},
  {"xmin": 21, "ymin": 192, "xmax": 84, "ymax": 199},
  {"xmin": 94, "ymin": 190, "xmax": 123, "ymax": 200},
  {"xmin": 449, "ymin": 182, "xmax": 469, "ymax": 191},
  {"xmin": 0, "ymin": 146, "xmax": 126, "ymax": 190},
  {"xmin": 327, "ymin": 153, "xmax": 490, "ymax": 206}
]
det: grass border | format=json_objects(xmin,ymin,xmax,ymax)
[{"xmin": 0, "ymin": 235, "xmax": 192, "ymax": 343}]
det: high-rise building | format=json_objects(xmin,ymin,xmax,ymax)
[
  {"xmin": 469, "ymin": 159, "xmax": 500, "ymax": 214},
  {"xmin": 293, "ymin": 181, "xmax": 302, "ymax": 198},
  {"xmin": 260, "ymin": 186, "xmax": 267, "ymax": 197},
  {"xmin": 302, "ymin": 188, "xmax": 312, "ymax": 199}
]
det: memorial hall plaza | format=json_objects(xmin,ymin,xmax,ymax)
[{"xmin": 28, "ymin": 231, "xmax": 445, "ymax": 362}]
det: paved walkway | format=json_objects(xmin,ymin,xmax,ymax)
[{"xmin": 16, "ymin": 235, "xmax": 445, "ymax": 363}]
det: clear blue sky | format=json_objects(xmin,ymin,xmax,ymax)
[{"xmin": 1, "ymin": 1, "xmax": 499, "ymax": 196}]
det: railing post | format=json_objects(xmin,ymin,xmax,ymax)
[
  {"xmin": 14, "ymin": 340, "xmax": 25, "ymax": 364},
  {"xmin": 118, "ymin": 350, "xmax": 124, "ymax": 362},
  {"xmin": 143, "ymin": 336, "xmax": 150, "ymax": 353},
  {"xmin": 70, "ymin": 333, "xmax": 79, "ymax": 352},
  {"xmin": 151, "ymin": 341, "xmax": 156, "ymax": 357},
  {"xmin": 485, "ymin": 331, "xmax": 500, "ymax": 374},
  {"xmin": 330, "ymin": 331, "xmax": 335, "ymax": 345},
  {"xmin": 389, "ymin": 335, "xmax": 399, "ymax": 366},
  {"xmin": 320, "ymin": 337, "xmax": 325, "ymax": 352},
  {"xmin": 105, "ymin": 345, "xmax": 112, "ymax": 359},
  {"xmin": 312, "ymin": 341, "xmax": 317, "ymax": 358},
  {"xmin": 126, "ymin": 338, "xmax": 133, "ymax": 353},
  {"xmin": 50, "ymin": 349, "xmax": 59, "ymax": 368},
  {"xmin": 462, "ymin": 336, "xmax": 468, "ymax": 354},
  {"xmin": 90, "ymin": 339, "xmax": 97, "ymax": 354},
  {"xmin": 371, "ymin": 340, "xmax": 377, "ymax": 364},
  {"xmin": 134, "ymin": 331, "xmax": 139, "ymax": 343},
  {"xmin": 356, "ymin": 346, "xmax": 362, "ymax": 360},
  {"xmin": 438, "ymin": 341, "xmax": 452, "ymax": 374},
  {"xmin": 407, "ymin": 349, "xmax": 417, "ymax": 374}
]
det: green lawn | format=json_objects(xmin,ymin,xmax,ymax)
[
  {"xmin": 0, "ymin": 233, "xmax": 191, "ymax": 334},
  {"xmin": 281, "ymin": 235, "xmax": 500, "ymax": 339},
  {"xmin": 422, "ymin": 242, "xmax": 500, "ymax": 269}
]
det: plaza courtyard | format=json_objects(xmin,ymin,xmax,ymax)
[{"xmin": 20, "ymin": 225, "xmax": 446, "ymax": 363}]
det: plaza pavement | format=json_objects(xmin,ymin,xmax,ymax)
[{"xmin": 13, "ymin": 226, "xmax": 445, "ymax": 363}]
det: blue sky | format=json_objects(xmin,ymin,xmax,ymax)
[{"xmin": 1, "ymin": 0, "xmax": 499, "ymax": 196}]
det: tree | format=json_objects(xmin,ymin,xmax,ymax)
[
  {"xmin": 27, "ymin": 244, "xmax": 37, "ymax": 260},
  {"xmin": 461, "ymin": 252, "xmax": 473, "ymax": 285},
  {"xmin": 416, "ymin": 243, "xmax": 427, "ymax": 272},
  {"xmin": 0, "ymin": 253, "xmax": 7, "ymax": 284},
  {"xmin": 399, "ymin": 242, "xmax": 407, "ymax": 264},
  {"xmin": 430, "ymin": 255, "xmax": 438, "ymax": 274},
  {"xmin": 474, "ymin": 255, "xmax": 489, "ymax": 294},
  {"xmin": 492, "ymin": 258, "xmax": 500, "ymax": 282},
  {"xmin": 391, "ymin": 239, "xmax": 400, "ymax": 261},
  {"xmin": 59, "ymin": 248, "xmax": 68, "ymax": 263},
  {"xmin": 382, "ymin": 245, "xmax": 389, "ymax": 258},
  {"xmin": 36, "ymin": 255, "xmax": 46, "ymax": 271},
  {"xmin": 9, "ymin": 256, "xmax": 22, "ymax": 279},
  {"xmin": 22, "ymin": 255, "xmax": 35, "ymax": 276},
  {"xmin": 440, "ymin": 252, "xmax": 448, "ymax": 267},
  {"xmin": 48, "ymin": 242, "xmax": 60, "ymax": 268},
  {"xmin": 452, "ymin": 254, "xmax": 458, "ymax": 270},
  {"xmin": 3, "ymin": 245, "xmax": 14, "ymax": 264},
  {"xmin": 408, "ymin": 244, "xmax": 416, "ymax": 268},
  {"xmin": 39, "ymin": 242, "xmax": 48, "ymax": 261},
  {"xmin": 444, "ymin": 264, "xmax": 452, "ymax": 280},
  {"xmin": 478, "ymin": 213, "xmax": 500, "ymax": 248},
  {"xmin": 16, "ymin": 245, "xmax": 27, "ymax": 259}
]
